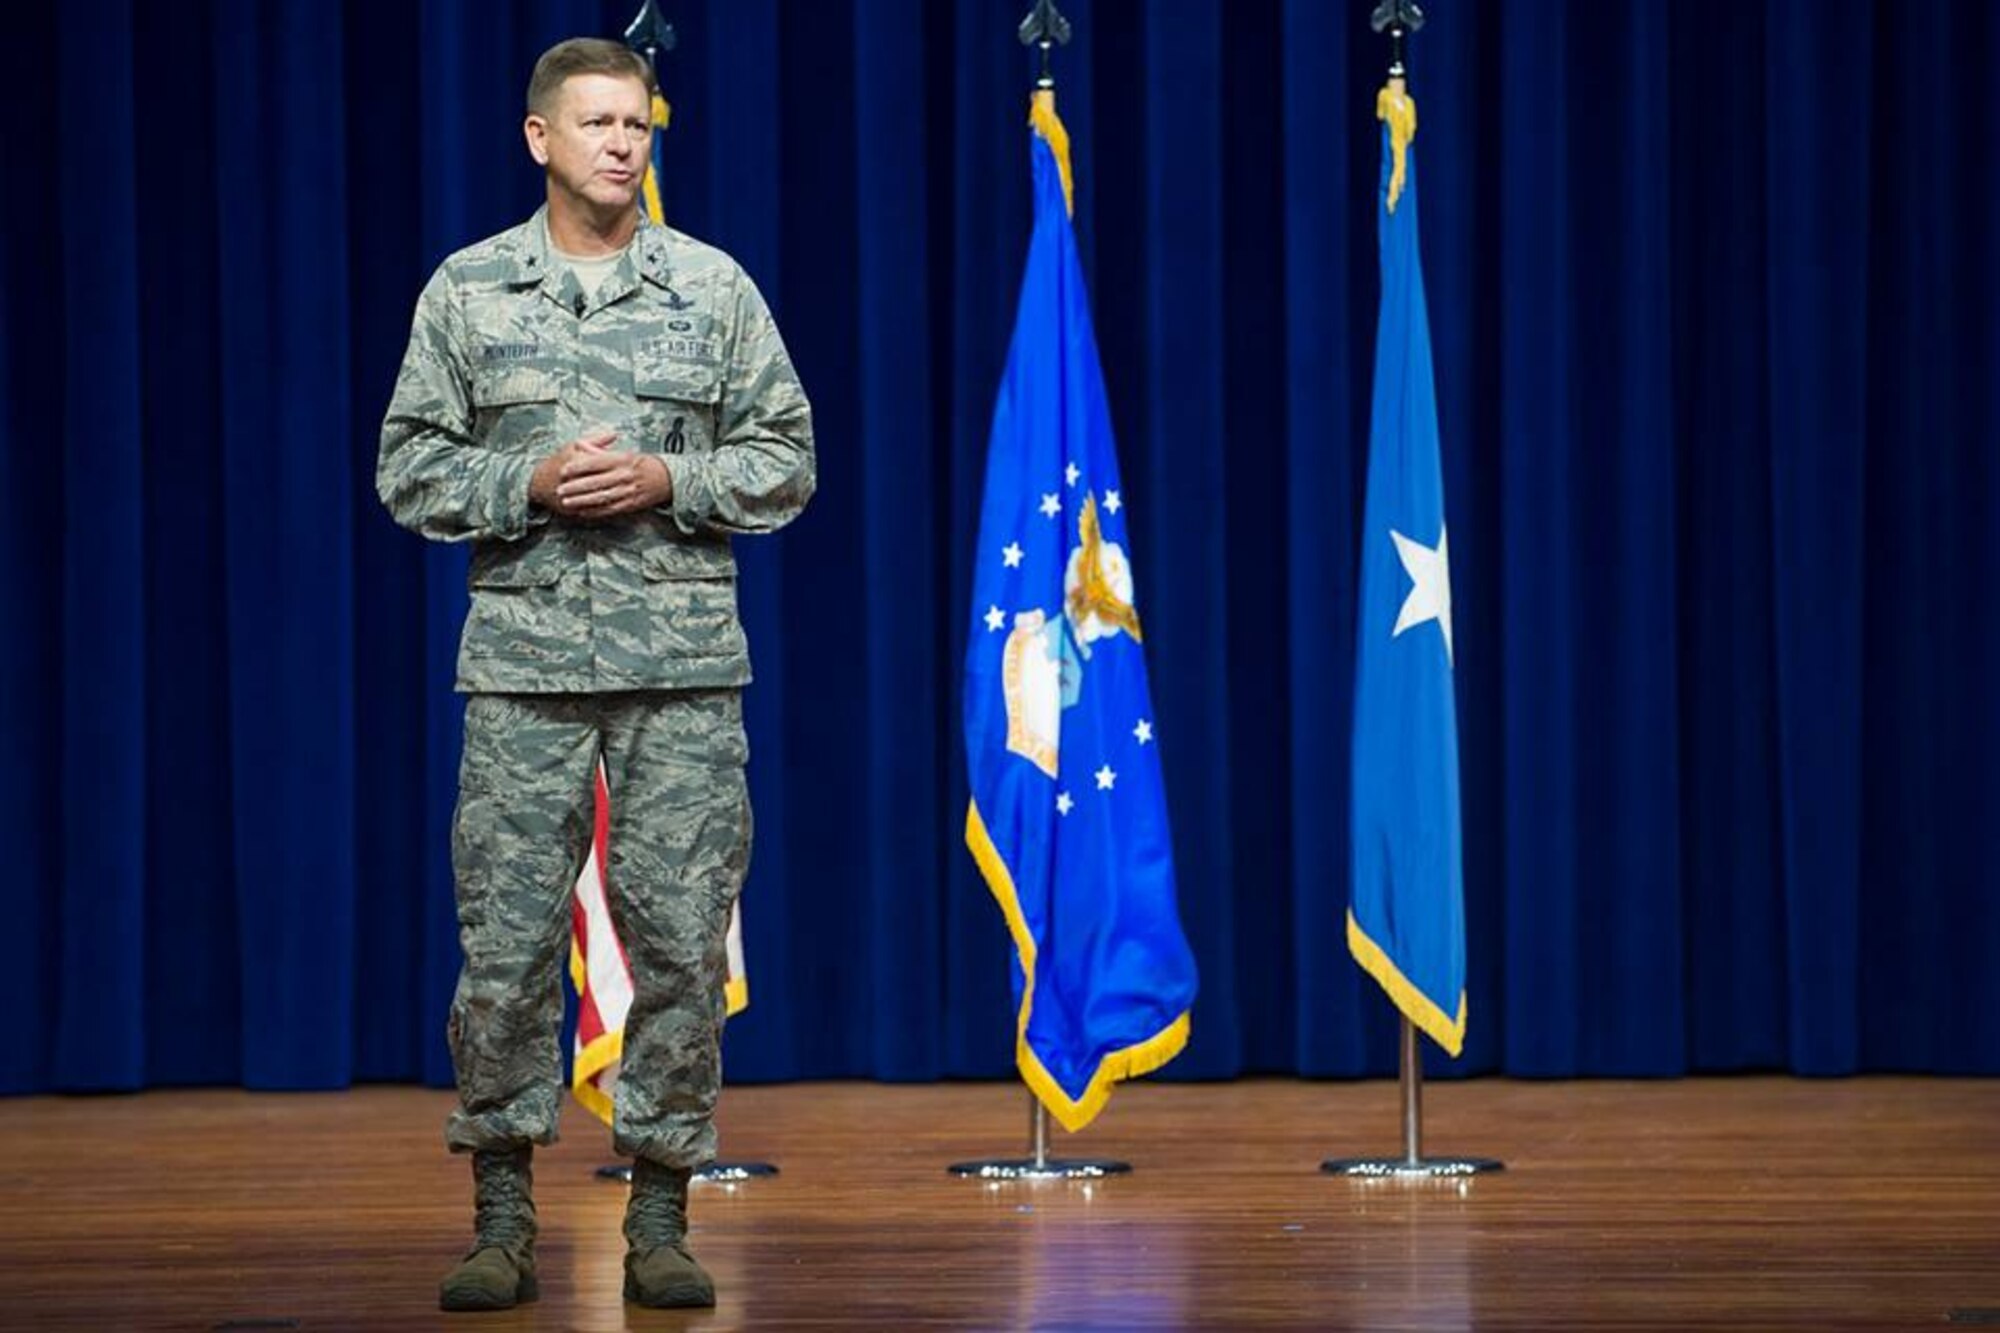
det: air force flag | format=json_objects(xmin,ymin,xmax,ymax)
[{"xmin": 962, "ymin": 92, "xmax": 1198, "ymax": 1132}]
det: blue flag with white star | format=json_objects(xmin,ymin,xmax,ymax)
[
  {"xmin": 1348, "ymin": 82, "xmax": 1467, "ymax": 1056},
  {"xmin": 962, "ymin": 93, "xmax": 1197, "ymax": 1132}
]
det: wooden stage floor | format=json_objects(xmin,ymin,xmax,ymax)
[{"xmin": 0, "ymin": 1078, "xmax": 1995, "ymax": 1330}]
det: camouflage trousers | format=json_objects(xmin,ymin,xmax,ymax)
[{"xmin": 444, "ymin": 689, "xmax": 749, "ymax": 1170}]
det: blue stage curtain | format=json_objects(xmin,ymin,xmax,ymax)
[{"xmin": 4, "ymin": 0, "xmax": 1996, "ymax": 1093}]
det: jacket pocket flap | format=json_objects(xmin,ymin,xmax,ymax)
[
  {"xmin": 640, "ymin": 541, "xmax": 736, "ymax": 581},
  {"xmin": 635, "ymin": 359, "xmax": 724, "ymax": 405},
  {"xmin": 471, "ymin": 366, "xmax": 562, "ymax": 408},
  {"xmin": 469, "ymin": 544, "xmax": 565, "ymax": 588}
]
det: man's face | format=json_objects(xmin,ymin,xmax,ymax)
[{"xmin": 525, "ymin": 73, "xmax": 652, "ymax": 213}]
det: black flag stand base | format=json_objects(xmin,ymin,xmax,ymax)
[
  {"xmin": 948, "ymin": 1091, "xmax": 1132, "ymax": 1180},
  {"xmin": 595, "ymin": 1159, "xmax": 780, "ymax": 1185},
  {"xmin": 1322, "ymin": 1019, "xmax": 1505, "ymax": 1179}
]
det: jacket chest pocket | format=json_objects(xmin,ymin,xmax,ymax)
[
  {"xmin": 634, "ymin": 355, "xmax": 723, "ymax": 458},
  {"xmin": 470, "ymin": 365, "xmax": 563, "ymax": 453}
]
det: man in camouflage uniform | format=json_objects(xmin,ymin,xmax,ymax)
[{"xmin": 376, "ymin": 37, "xmax": 813, "ymax": 1313}]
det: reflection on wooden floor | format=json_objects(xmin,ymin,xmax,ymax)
[{"xmin": 1, "ymin": 1077, "xmax": 1996, "ymax": 1329}]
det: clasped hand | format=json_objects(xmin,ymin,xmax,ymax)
[{"xmin": 529, "ymin": 430, "xmax": 674, "ymax": 521}]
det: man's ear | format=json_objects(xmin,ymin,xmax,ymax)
[{"xmin": 523, "ymin": 115, "xmax": 549, "ymax": 166}]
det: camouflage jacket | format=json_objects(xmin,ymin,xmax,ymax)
[{"xmin": 377, "ymin": 207, "xmax": 815, "ymax": 694}]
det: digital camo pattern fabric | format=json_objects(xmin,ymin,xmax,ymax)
[
  {"xmin": 377, "ymin": 206, "xmax": 815, "ymax": 694},
  {"xmin": 444, "ymin": 690, "xmax": 750, "ymax": 1169},
  {"xmin": 380, "ymin": 203, "xmax": 806, "ymax": 1170}
]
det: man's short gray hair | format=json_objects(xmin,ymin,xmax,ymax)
[{"xmin": 527, "ymin": 37, "xmax": 656, "ymax": 117}]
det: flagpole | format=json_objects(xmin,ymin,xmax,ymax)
[
  {"xmin": 1399, "ymin": 1017, "xmax": 1423, "ymax": 1165},
  {"xmin": 948, "ymin": 1088, "xmax": 1131, "ymax": 1180},
  {"xmin": 594, "ymin": 1, "xmax": 778, "ymax": 1191},
  {"xmin": 948, "ymin": 0, "xmax": 1122, "ymax": 1184},
  {"xmin": 944, "ymin": 0, "xmax": 1120, "ymax": 1184},
  {"xmin": 1322, "ymin": 1019, "xmax": 1501, "ymax": 1178},
  {"xmin": 1324, "ymin": 1, "xmax": 1500, "ymax": 1183},
  {"xmin": 949, "ymin": 0, "xmax": 1172, "ymax": 1185}
]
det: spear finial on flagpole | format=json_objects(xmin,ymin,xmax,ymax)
[
  {"xmin": 1371, "ymin": 0, "xmax": 1423, "ymax": 212},
  {"xmin": 1370, "ymin": 0, "xmax": 1425, "ymax": 79},
  {"xmin": 1017, "ymin": 0, "xmax": 1075, "ymax": 214},
  {"xmin": 623, "ymin": 0, "xmax": 677, "ymax": 79},
  {"xmin": 1018, "ymin": 0, "xmax": 1072, "ymax": 92},
  {"xmin": 622, "ymin": 1, "xmax": 678, "ymax": 224}
]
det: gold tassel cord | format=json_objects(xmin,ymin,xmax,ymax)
[{"xmin": 1376, "ymin": 80, "xmax": 1416, "ymax": 214}]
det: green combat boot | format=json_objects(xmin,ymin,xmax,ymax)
[
  {"xmin": 439, "ymin": 1146, "xmax": 539, "ymax": 1312},
  {"xmin": 622, "ymin": 1158, "xmax": 715, "ymax": 1308}
]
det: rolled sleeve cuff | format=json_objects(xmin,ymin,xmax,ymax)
[
  {"xmin": 664, "ymin": 455, "xmax": 715, "ymax": 536},
  {"xmin": 486, "ymin": 454, "xmax": 542, "ymax": 541}
]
